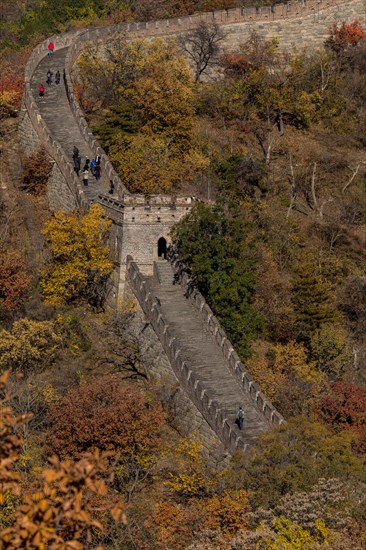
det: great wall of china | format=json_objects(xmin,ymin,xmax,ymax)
[{"xmin": 19, "ymin": 0, "xmax": 366, "ymax": 455}]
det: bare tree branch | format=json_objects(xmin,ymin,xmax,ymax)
[
  {"xmin": 342, "ymin": 163, "xmax": 360, "ymax": 193},
  {"xmin": 179, "ymin": 21, "xmax": 226, "ymax": 82}
]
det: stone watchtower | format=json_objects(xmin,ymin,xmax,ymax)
[{"xmin": 105, "ymin": 193, "xmax": 196, "ymax": 307}]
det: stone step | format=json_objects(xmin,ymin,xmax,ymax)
[{"xmin": 143, "ymin": 261, "xmax": 270, "ymax": 444}]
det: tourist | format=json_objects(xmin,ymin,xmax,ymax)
[
  {"xmin": 236, "ymin": 406, "xmax": 245, "ymax": 430},
  {"xmin": 47, "ymin": 42, "xmax": 54, "ymax": 56}
]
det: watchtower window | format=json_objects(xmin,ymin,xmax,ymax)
[{"xmin": 158, "ymin": 237, "xmax": 167, "ymax": 259}]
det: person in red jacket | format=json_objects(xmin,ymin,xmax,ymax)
[
  {"xmin": 48, "ymin": 42, "xmax": 54, "ymax": 57},
  {"xmin": 39, "ymin": 84, "xmax": 45, "ymax": 97}
]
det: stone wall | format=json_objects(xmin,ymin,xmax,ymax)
[
  {"xmin": 221, "ymin": 0, "xmax": 366, "ymax": 50},
  {"xmin": 120, "ymin": 196, "xmax": 197, "ymax": 276},
  {"xmin": 19, "ymin": 0, "xmax": 364, "ymax": 450},
  {"xmin": 63, "ymin": 38, "xmax": 129, "ymax": 201},
  {"xmin": 21, "ymin": 0, "xmax": 365, "ymax": 216}
]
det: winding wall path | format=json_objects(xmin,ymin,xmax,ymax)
[{"xmin": 20, "ymin": 0, "xmax": 365, "ymax": 453}]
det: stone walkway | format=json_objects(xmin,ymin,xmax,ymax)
[
  {"xmin": 31, "ymin": 47, "xmax": 109, "ymax": 202},
  {"xmin": 146, "ymin": 260, "xmax": 270, "ymax": 445}
]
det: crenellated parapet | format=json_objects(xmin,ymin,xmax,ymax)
[{"xmin": 168, "ymin": 254, "xmax": 284, "ymax": 427}]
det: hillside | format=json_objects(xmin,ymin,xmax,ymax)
[{"xmin": 0, "ymin": 1, "xmax": 366, "ymax": 549}]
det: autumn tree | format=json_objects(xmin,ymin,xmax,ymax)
[
  {"xmin": 0, "ymin": 319, "xmax": 62, "ymax": 372},
  {"xmin": 20, "ymin": 147, "xmax": 53, "ymax": 195},
  {"xmin": 318, "ymin": 382, "xmax": 366, "ymax": 454},
  {"xmin": 80, "ymin": 35, "xmax": 207, "ymax": 194},
  {"xmin": 179, "ymin": 21, "xmax": 226, "ymax": 82},
  {"xmin": 41, "ymin": 203, "xmax": 113, "ymax": 308},
  {"xmin": 309, "ymin": 323, "xmax": 352, "ymax": 380},
  {"xmin": 225, "ymin": 416, "xmax": 365, "ymax": 509},
  {"xmin": 145, "ymin": 489, "xmax": 251, "ymax": 549},
  {"xmin": 326, "ymin": 20, "xmax": 366, "ymax": 53},
  {"xmin": 47, "ymin": 375, "xmax": 166, "ymax": 495},
  {"xmin": 165, "ymin": 436, "xmax": 214, "ymax": 498},
  {"xmin": 275, "ymin": 477, "xmax": 364, "ymax": 533},
  {"xmin": 0, "ymin": 250, "xmax": 31, "ymax": 314},
  {"xmin": 258, "ymin": 517, "xmax": 332, "ymax": 549},
  {"xmin": 0, "ymin": 371, "xmax": 125, "ymax": 549},
  {"xmin": 0, "ymin": 69, "xmax": 24, "ymax": 118}
]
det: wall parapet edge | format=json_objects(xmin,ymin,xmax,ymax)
[{"xmin": 22, "ymin": 32, "xmax": 90, "ymax": 211}]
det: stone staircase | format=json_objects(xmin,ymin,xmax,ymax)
[
  {"xmin": 31, "ymin": 47, "xmax": 109, "ymax": 202},
  {"xmin": 146, "ymin": 260, "xmax": 270, "ymax": 446}
]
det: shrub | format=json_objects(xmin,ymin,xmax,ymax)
[{"xmin": 20, "ymin": 147, "xmax": 53, "ymax": 195}]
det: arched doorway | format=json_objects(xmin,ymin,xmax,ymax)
[{"xmin": 157, "ymin": 237, "xmax": 167, "ymax": 259}]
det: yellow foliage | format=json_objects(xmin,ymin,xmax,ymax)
[
  {"xmin": 0, "ymin": 319, "xmax": 62, "ymax": 371},
  {"xmin": 273, "ymin": 341, "xmax": 325, "ymax": 384},
  {"xmin": 165, "ymin": 436, "xmax": 213, "ymax": 497},
  {"xmin": 0, "ymin": 91, "xmax": 18, "ymax": 118},
  {"xmin": 198, "ymin": 489, "xmax": 251, "ymax": 537},
  {"xmin": 258, "ymin": 517, "xmax": 332, "ymax": 549},
  {"xmin": 111, "ymin": 133, "xmax": 208, "ymax": 195},
  {"xmin": 41, "ymin": 204, "xmax": 113, "ymax": 306},
  {"xmin": 247, "ymin": 353, "xmax": 278, "ymax": 402}
]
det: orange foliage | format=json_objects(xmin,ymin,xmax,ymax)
[
  {"xmin": 0, "ymin": 371, "xmax": 30, "ymax": 497},
  {"xmin": 318, "ymin": 382, "xmax": 366, "ymax": 455},
  {"xmin": 20, "ymin": 147, "xmax": 53, "ymax": 195},
  {"xmin": 1, "ymin": 452, "xmax": 126, "ymax": 549},
  {"xmin": 144, "ymin": 501, "xmax": 194, "ymax": 549},
  {"xmin": 327, "ymin": 20, "xmax": 366, "ymax": 51},
  {"xmin": 0, "ymin": 371, "xmax": 126, "ymax": 549},
  {"xmin": 0, "ymin": 71, "xmax": 24, "ymax": 109},
  {"xmin": 144, "ymin": 490, "xmax": 251, "ymax": 548},
  {"xmin": 198, "ymin": 489, "xmax": 251, "ymax": 537},
  {"xmin": 0, "ymin": 250, "xmax": 32, "ymax": 313},
  {"xmin": 47, "ymin": 375, "xmax": 166, "ymax": 459},
  {"xmin": 220, "ymin": 52, "xmax": 250, "ymax": 76}
]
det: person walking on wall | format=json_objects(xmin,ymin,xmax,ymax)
[
  {"xmin": 82, "ymin": 168, "xmax": 89, "ymax": 186},
  {"xmin": 72, "ymin": 146, "xmax": 79, "ymax": 159},
  {"xmin": 74, "ymin": 154, "xmax": 81, "ymax": 177},
  {"xmin": 46, "ymin": 69, "xmax": 53, "ymax": 85},
  {"xmin": 94, "ymin": 163, "xmax": 101, "ymax": 181},
  {"xmin": 39, "ymin": 84, "xmax": 45, "ymax": 97},
  {"xmin": 90, "ymin": 158, "xmax": 96, "ymax": 176},
  {"xmin": 236, "ymin": 406, "xmax": 245, "ymax": 430},
  {"xmin": 48, "ymin": 42, "xmax": 54, "ymax": 57},
  {"xmin": 55, "ymin": 70, "xmax": 61, "ymax": 85}
]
